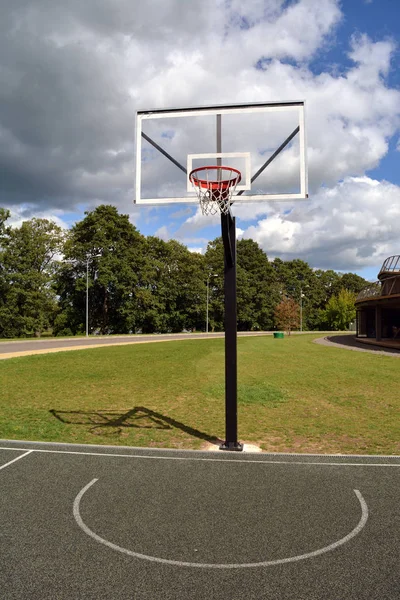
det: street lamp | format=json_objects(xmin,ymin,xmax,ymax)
[
  {"xmin": 85, "ymin": 253, "xmax": 101, "ymax": 337},
  {"xmin": 206, "ymin": 273, "xmax": 218, "ymax": 334},
  {"xmin": 300, "ymin": 286, "xmax": 306, "ymax": 332}
]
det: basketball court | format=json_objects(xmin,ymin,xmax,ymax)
[
  {"xmin": 1, "ymin": 440, "xmax": 399, "ymax": 599},
  {"xmin": 3, "ymin": 103, "xmax": 397, "ymax": 598}
]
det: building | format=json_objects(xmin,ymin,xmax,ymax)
[{"xmin": 355, "ymin": 256, "xmax": 400, "ymax": 342}]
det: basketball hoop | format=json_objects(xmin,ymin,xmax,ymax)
[{"xmin": 189, "ymin": 166, "xmax": 241, "ymax": 215}]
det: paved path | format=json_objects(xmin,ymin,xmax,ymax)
[
  {"xmin": 1, "ymin": 440, "xmax": 399, "ymax": 599},
  {"xmin": 315, "ymin": 334, "xmax": 400, "ymax": 356},
  {"xmin": 3, "ymin": 332, "xmax": 399, "ymax": 361},
  {"xmin": 0, "ymin": 331, "xmax": 268, "ymax": 360}
]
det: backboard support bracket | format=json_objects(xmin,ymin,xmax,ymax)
[
  {"xmin": 141, "ymin": 132, "xmax": 187, "ymax": 175},
  {"xmin": 236, "ymin": 125, "xmax": 301, "ymax": 196}
]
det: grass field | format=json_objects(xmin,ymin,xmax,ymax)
[{"xmin": 1, "ymin": 334, "xmax": 399, "ymax": 454}]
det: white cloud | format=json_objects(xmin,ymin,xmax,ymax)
[
  {"xmin": 240, "ymin": 176, "xmax": 400, "ymax": 270},
  {"xmin": 347, "ymin": 33, "xmax": 396, "ymax": 85},
  {"xmin": 217, "ymin": 0, "xmax": 342, "ymax": 65},
  {"xmin": 153, "ymin": 225, "xmax": 170, "ymax": 241},
  {"xmin": 5, "ymin": 204, "xmax": 70, "ymax": 230},
  {"xmin": 0, "ymin": 0, "xmax": 399, "ymax": 273}
]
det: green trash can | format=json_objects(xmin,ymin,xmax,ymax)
[{"xmin": 273, "ymin": 332, "xmax": 284, "ymax": 339}]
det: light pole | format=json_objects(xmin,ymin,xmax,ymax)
[
  {"xmin": 86, "ymin": 256, "xmax": 89, "ymax": 337},
  {"xmin": 300, "ymin": 286, "xmax": 306, "ymax": 332},
  {"xmin": 300, "ymin": 286, "xmax": 302, "ymax": 332},
  {"xmin": 85, "ymin": 253, "xmax": 101, "ymax": 337},
  {"xmin": 206, "ymin": 273, "xmax": 217, "ymax": 333}
]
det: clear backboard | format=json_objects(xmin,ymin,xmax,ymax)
[{"xmin": 134, "ymin": 101, "xmax": 308, "ymax": 206}]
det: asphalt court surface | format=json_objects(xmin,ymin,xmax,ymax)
[{"xmin": 1, "ymin": 441, "xmax": 399, "ymax": 599}]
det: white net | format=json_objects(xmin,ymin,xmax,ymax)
[{"xmin": 189, "ymin": 166, "xmax": 241, "ymax": 216}]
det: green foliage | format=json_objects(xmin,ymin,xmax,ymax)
[
  {"xmin": 322, "ymin": 288, "xmax": 357, "ymax": 330},
  {"xmin": 236, "ymin": 239, "xmax": 278, "ymax": 330},
  {"xmin": 57, "ymin": 205, "xmax": 146, "ymax": 335},
  {"xmin": 205, "ymin": 237, "xmax": 278, "ymax": 331},
  {"xmin": 0, "ymin": 208, "xmax": 10, "ymax": 232},
  {"xmin": 334, "ymin": 272, "xmax": 369, "ymax": 295},
  {"xmin": 203, "ymin": 238, "xmax": 225, "ymax": 331},
  {"xmin": 140, "ymin": 237, "xmax": 206, "ymax": 333},
  {"xmin": 0, "ymin": 215, "xmax": 64, "ymax": 337},
  {"xmin": 0, "ymin": 203, "xmax": 372, "ymax": 338},
  {"xmin": 272, "ymin": 258, "xmax": 317, "ymax": 331}
]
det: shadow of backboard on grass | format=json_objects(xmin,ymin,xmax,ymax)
[{"xmin": 49, "ymin": 407, "xmax": 220, "ymax": 444}]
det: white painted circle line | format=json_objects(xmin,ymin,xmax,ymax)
[{"xmin": 73, "ymin": 479, "xmax": 368, "ymax": 569}]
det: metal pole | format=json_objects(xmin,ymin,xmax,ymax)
[
  {"xmin": 86, "ymin": 257, "xmax": 89, "ymax": 337},
  {"xmin": 220, "ymin": 212, "xmax": 242, "ymax": 451},
  {"xmin": 206, "ymin": 277, "xmax": 209, "ymax": 334},
  {"xmin": 300, "ymin": 286, "xmax": 302, "ymax": 333},
  {"xmin": 216, "ymin": 114, "xmax": 222, "ymax": 161}
]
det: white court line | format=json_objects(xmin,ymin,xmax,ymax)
[
  {"xmin": 74, "ymin": 479, "xmax": 368, "ymax": 569},
  {"xmin": 2, "ymin": 440, "xmax": 400, "ymax": 458},
  {"xmin": 0, "ymin": 450, "xmax": 33, "ymax": 471},
  {"xmin": 0, "ymin": 446, "xmax": 399, "ymax": 467}
]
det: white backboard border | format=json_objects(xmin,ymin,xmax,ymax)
[{"xmin": 135, "ymin": 100, "xmax": 308, "ymax": 205}]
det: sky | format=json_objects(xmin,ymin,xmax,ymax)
[{"xmin": 1, "ymin": 0, "xmax": 399, "ymax": 281}]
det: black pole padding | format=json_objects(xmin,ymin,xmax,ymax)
[
  {"xmin": 220, "ymin": 211, "xmax": 234, "ymax": 267},
  {"xmin": 219, "ymin": 212, "xmax": 243, "ymax": 451}
]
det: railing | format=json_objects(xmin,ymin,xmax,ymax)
[
  {"xmin": 378, "ymin": 255, "xmax": 400, "ymax": 276},
  {"xmin": 356, "ymin": 282, "xmax": 382, "ymax": 301},
  {"xmin": 356, "ymin": 274, "xmax": 400, "ymax": 302}
]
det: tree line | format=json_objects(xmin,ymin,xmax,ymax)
[{"xmin": 0, "ymin": 205, "xmax": 368, "ymax": 338}]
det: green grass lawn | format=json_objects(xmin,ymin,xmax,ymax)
[{"xmin": 1, "ymin": 334, "xmax": 399, "ymax": 454}]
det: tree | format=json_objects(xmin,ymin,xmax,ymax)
[
  {"xmin": 174, "ymin": 248, "xmax": 206, "ymax": 332},
  {"xmin": 0, "ymin": 208, "xmax": 10, "ymax": 233},
  {"xmin": 0, "ymin": 217, "xmax": 64, "ymax": 337},
  {"xmin": 333, "ymin": 272, "xmax": 369, "ymax": 296},
  {"xmin": 141, "ymin": 237, "xmax": 206, "ymax": 333},
  {"xmin": 274, "ymin": 297, "xmax": 300, "ymax": 335},
  {"xmin": 204, "ymin": 238, "xmax": 225, "ymax": 331},
  {"xmin": 271, "ymin": 258, "xmax": 319, "ymax": 331},
  {"xmin": 205, "ymin": 237, "xmax": 278, "ymax": 331},
  {"xmin": 322, "ymin": 288, "xmax": 357, "ymax": 331},
  {"xmin": 0, "ymin": 209, "xmax": 11, "ymax": 336},
  {"xmin": 56, "ymin": 205, "xmax": 147, "ymax": 335},
  {"xmin": 236, "ymin": 239, "xmax": 278, "ymax": 330}
]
